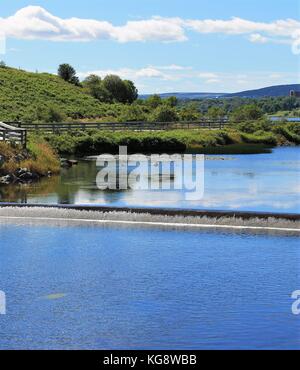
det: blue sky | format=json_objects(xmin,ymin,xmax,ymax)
[{"xmin": 0, "ymin": 0, "xmax": 299, "ymax": 93}]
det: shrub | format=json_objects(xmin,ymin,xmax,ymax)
[
  {"xmin": 150, "ymin": 106, "xmax": 179, "ymax": 122},
  {"xmin": 240, "ymin": 132, "xmax": 277, "ymax": 146}
]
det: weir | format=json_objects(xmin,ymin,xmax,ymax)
[{"xmin": 0, "ymin": 204, "xmax": 299, "ymax": 235}]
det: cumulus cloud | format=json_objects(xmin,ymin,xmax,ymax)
[
  {"xmin": 0, "ymin": 6, "xmax": 186, "ymax": 43},
  {"xmin": 0, "ymin": 6, "xmax": 299, "ymax": 48},
  {"xmin": 185, "ymin": 17, "xmax": 299, "ymax": 39}
]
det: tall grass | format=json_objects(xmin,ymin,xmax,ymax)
[{"xmin": 0, "ymin": 138, "xmax": 60, "ymax": 176}]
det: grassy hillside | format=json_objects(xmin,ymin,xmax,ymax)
[{"xmin": 0, "ymin": 66, "xmax": 122, "ymax": 122}]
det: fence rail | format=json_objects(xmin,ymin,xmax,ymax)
[
  {"xmin": 0, "ymin": 122, "xmax": 27, "ymax": 148},
  {"xmin": 5, "ymin": 120, "xmax": 229, "ymax": 134}
]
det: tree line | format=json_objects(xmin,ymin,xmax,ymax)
[{"xmin": 58, "ymin": 64, "xmax": 138, "ymax": 104}]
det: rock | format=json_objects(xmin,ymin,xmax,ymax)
[
  {"xmin": 15, "ymin": 168, "xmax": 28, "ymax": 177},
  {"xmin": 19, "ymin": 171, "xmax": 34, "ymax": 181},
  {"xmin": 60, "ymin": 158, "xmax": 72, "ymax": 168},
  {"xmin": 68, "ymin": 159, "xmax": 78, "ymax": 166},
  {"xmin": 60, "ymin": 158, "xmax": 78, "ymax": 168},
  {"xmin": 0, "ymin": 174, "xmax": 13, "ymax": 184}
]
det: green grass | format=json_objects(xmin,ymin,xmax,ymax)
[
  {"xmin": 0, "ymin": 67, "xmax": 123, "ymax": 122},
  {"xmin": 43, "ymin": 120, "xmax": 300, "ymax": 156}
]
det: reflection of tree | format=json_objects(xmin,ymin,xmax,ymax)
[
  {"xmin": 0, "ymin": 175, "xmax": 60, "ymax": 203},
  {"xmin": 0, "ymin": 160, "xmax": 134, "ymax": 205}
]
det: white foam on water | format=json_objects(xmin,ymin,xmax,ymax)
[{"xmin": 0, "ymin": 207, "xmax": 299, "ymax": 235}]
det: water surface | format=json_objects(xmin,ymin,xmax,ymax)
[
  {"xmin": 0, "ymin": 224, "xmax": 299, "ymax": 350},
  {"xmin": 0, "ymin": 147, "xmax": 299, "ymax": 213}
]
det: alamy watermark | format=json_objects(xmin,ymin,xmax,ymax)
[
  {"xmin": 0, "ymin": 290, "xmax": 6, "ymax": 315},
  {"xmin": 291, "ymin": 290, "xmax": 300, "ymax": 315},
  {"xmin": 96, "ymin": 146, "xmax": 204, "ymax": 201}
]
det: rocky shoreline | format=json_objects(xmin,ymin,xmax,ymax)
[{"xmin": 0, "ymin": 158, "xmax": 78, "ymax": 185}]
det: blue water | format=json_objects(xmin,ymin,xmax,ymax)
[
  {"xmin": 0, "ymin": 224, "xmax": 299, "ymax": 349},
  {"xmin": 270, "ymin": 117, "xmax": 300, "ymax": 122},
  {"xmin": 2, "ymin": 147, "xmax": 299, "ymax": 214}
]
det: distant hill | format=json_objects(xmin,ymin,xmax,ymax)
[
  {"xmin": 140, "ymin": 84, "xmax": 300, "ymax": 100},
  {"xmin": 140, "ymin": 92, "xmax": 227, "ymax": 100},
  {"xmin": 0, "ymin": 66, "xmax": 114, "ymax": 121},
  {"xmin": 225, "ymin": 84, "xmax": 300, "ymax": 98}
]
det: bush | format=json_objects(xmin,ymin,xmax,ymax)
[
  {"xmin": 74, "ymin": 136, "xmax": 95, "ymax": 155},
  {"xmin": 240, "ymin": 132, "xmax": 277, "ymax": 146},
  {"xmin": 273, "ymin": 126, "xmax": 300, "ymax": 144},
  {"xmin": 150, "ymin": 106, "xmax": 179, "ymax": 122}
]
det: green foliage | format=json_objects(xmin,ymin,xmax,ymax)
[
  {"xmin": 207, "ymin": 106, "xmax": 226, "ymax": 120},
  {"xmin": 58, "ymin": 64, "xmax": 80, "ymax": 86},
  {"xmin": 230, "ymin": 104, "xmax": 263, "ymax": 122},
  {"xmin": 178, "ymin": 103, "xmax": 201, "ymax": 121},
  {"xmin": 44, "ymin": 120, "xmax": 300, "ymax": 157},
  {"xmin": 102, "ymin": 75, "xmax": 138, "ymax": 104},
  {"xmin": 180, "ymin": 96, "xmax": 300, "ymax": 116},
  {"xmin": 117, "ymin": 105, "xmax": 147, "ymax": 122},
  {"xmin": 0, "ymin": 66, "xmax": 125, "ymax": 121},
  {"xmin": 236, "ymin": 119, "xmax": 273, "ymax": 134},
  {"xmin": 240, "ymin": 132, "xmax": 277, "ymax": 146},
  {"xmin": 146, "ymin": 94, "xmax": 162, "ymax": 109},
  {"xmin": 272, "ymin": 123, "xmax": 300, "ymax": 144},
  {"xmin": 165, "ymin": 96, "xmax": 178, "ymax": 108},
  {"xmin": 150, "ymin": 106, "xmax": 179, "ymax": 122},
  {"xmin": 82, "ymin": 74, "xmax": 112, "ymax": 103}
]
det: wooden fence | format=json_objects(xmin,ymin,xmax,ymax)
[
  {"xmin": 0, "ymin": 122, "xmax": 27, "ymax": 148},
  {"xmin": 6, "ymin": 120, "xmax": 229, "ymax": 134}
]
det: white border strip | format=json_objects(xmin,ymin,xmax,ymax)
[{"xmin": 0, "ymin": 216, "xmax": 299, "ymax": 233}]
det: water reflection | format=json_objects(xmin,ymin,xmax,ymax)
[{"xmin": 0, "ymin": 147, "xmax": 299, "ymax": 213}]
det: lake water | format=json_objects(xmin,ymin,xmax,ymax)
[
  {"xmin": 270, "ymin": 117, "xmax": 300, "ymax": 122},
  {"xmin": 1, "ymin": 147, "xmax": 299, "ymax": 214},
  {"xmin": 0, "ymin": 224, "xmax": 299, "ymax": 350}
]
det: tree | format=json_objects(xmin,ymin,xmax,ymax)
[
  {"xmin": 82, "ymin": 74, "xmax": 102, "ymax": 89},
  {"xmin": 179, "ymin": 103, "xmax": 201, "ymax": 121},
  {"xmin": 58, "ymin": 64, "xmax": 80, "ymax": 85},
  {"xmin": 124, "ymin": 80, "xmax": 138, "ymax": 103},
  {"xmin": 82, "ymin": 74, "xmax": 112, "ymax": 102},
  {"xmin": 150, "ymin": 106, "xmax": 179, "ymax": 122},
  {"xmin": 207, "ymin": 107, "xmax": 226, "ymax": 120},
  {"xmin": 147, "ymin": 94, "xmax": 162, "ymax": 109},
  {"xmin": 102, "ymin": 75, "xmax": 128, "ymax": 103},
  {"xmin": 102, "ymin": 75, "xmax": 138, "ymax": 104},
  {"xmin": 165, "ymin": 96, "xmax": 178, "ymax": 108},
  {"xmin": 231, "ymin": 104, "xmax": 263, "ymax": 122}
]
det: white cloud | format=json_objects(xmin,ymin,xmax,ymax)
[
  {"xmin": 78, "ymin": 66, "xmax": 179, "ymax": 81},
  {"xmin": 185, "ymin": 17, "xmax": 299, "ymax": 40},
  {"xmin": 0, "ymin": 6, "xmax": 186, "ymax": 43},
  {"xmin": 206, "ymin": 78, "xmax": 221, "ymax": 84},
  {"xmin": 0, "ymin": 6, "xmax": 299, "ymax": 48},
  {"xmin": 249, "ymin": 33, "xmax": 268, "ymax": 44},
  {"xmin": 78, "ymin": 66, "xmax": 299, "ymax": 93},
  {"xmin": 136, "ymin": 67, "xmax": 166, "ymax": 78},
  {"xmin": 197, "ymin": 72, "xmax": 219, "ymax": 79}
]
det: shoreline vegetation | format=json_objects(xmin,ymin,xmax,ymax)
[
  {"xmin": 1, "ymin": 119, "xmax": 300, "ymax": 185},
  {"xmin": 0, "ymin": 63, "xmax": 299, "ymax": 184},
  {"xmin": 0, "ymin": 139, "xmax": 60, "ymax": 185},
  {"xmin": 44, "ymin": 119, "xmax": 300, "ymax": 157}
]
